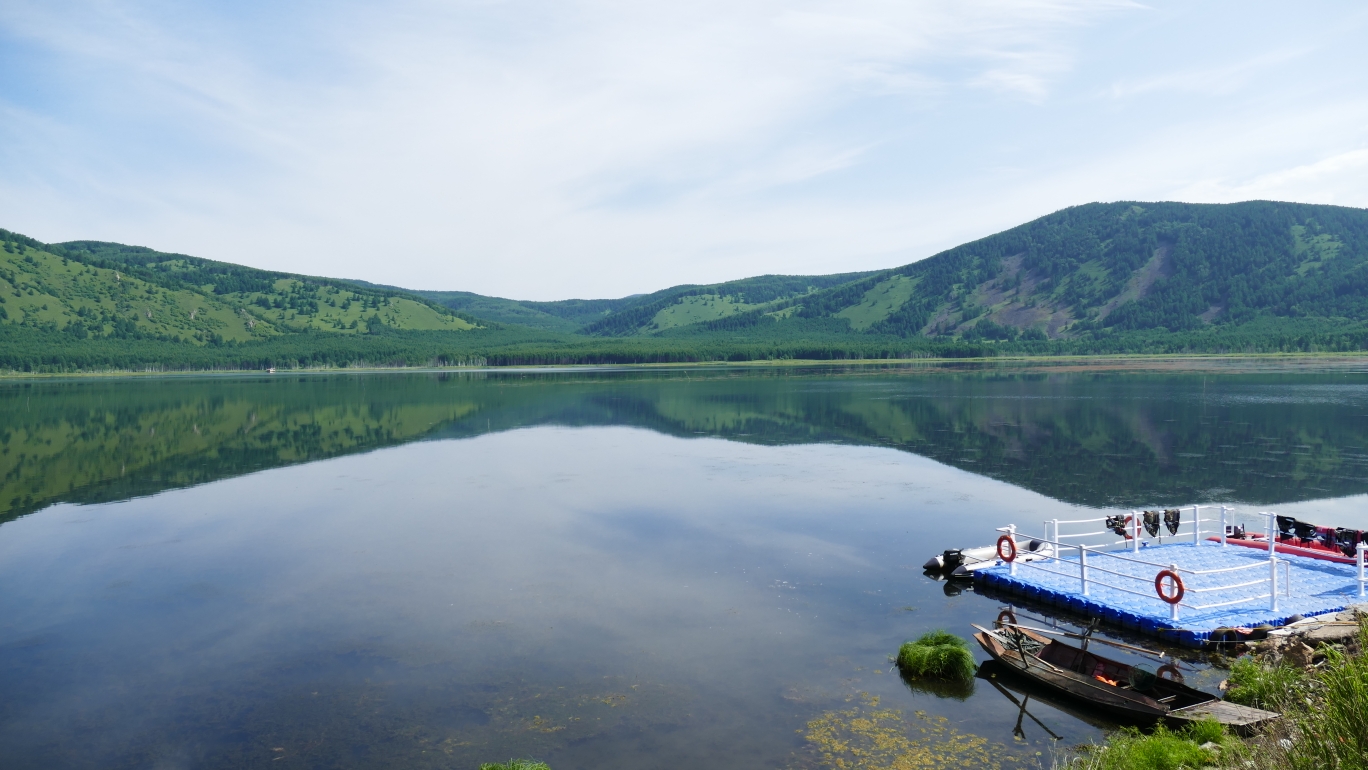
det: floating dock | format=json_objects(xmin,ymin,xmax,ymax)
[{"xmin": 973, "ymin": 506, "xmax": 1367, "ymax": 647}]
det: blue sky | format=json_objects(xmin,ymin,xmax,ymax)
[{"xmin": 2, "ymin": 1, "xmax": 1366, "ymax": 300}]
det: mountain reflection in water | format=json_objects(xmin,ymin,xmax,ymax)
[
  {"xmin": 3, "ymin": 364, "xmax": 1368, "ymax": 769},
  {"xmin": 5, "ymin": 365, "xmax": 1368, "ymax": 525}
]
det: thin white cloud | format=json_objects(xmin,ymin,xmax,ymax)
[
  {"xmin": 1178, "ymin": 148, "xmax": 1368, "ymax": 206},
  {"xmin": 0, "ymin": 1, "xmax": 1365, "ymax": 299},
  {"xmin": 1102, "ymin": 48, "xmax": 1312, "ymax": 100}
]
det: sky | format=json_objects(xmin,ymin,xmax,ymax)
[{"xmin": 2, "ymin": 1, "xmax": 1367, "ymax": 301}]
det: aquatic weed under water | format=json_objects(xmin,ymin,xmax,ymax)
[
  {"xmin": 895, "ymin": 630, "xmax": 975, "ymax": 681},
  {"xmin": 801, "ymin": 692, "xmax": 1007, "ymax": 770}
]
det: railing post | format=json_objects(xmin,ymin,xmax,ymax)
[
  {"xmin": 1193, "ymin": 504, "xmax": 1201, "ymax": 544},
  {"xmin": 1358, "ymin": 543, "xmax": 1366, "ymax": 599},
  {"xmin": 1220, "ymin": 505, "xmax": 1228, "ymax": 547},
  {"xmin": 1008, "ymin": 524, "xmax": 1018, "ymax": 576},
  {"xmin": 1270, "ymin": 557, "xmax": 1280, "ymax": 612},
  {"xmin": 1080, "ymin": 545, "xmax": 1089, "ymax": 596},
  {"xmin": 1169, "ymin": 563, "xmax": 1180, "ymax": 622},
  {"xmin": 1132, "ymin": 511, "xmax": 1141, "ymax": 553},
  {"xmin": 1267, "ymin": 511, "xmax": 1276, "ymax": 560}
]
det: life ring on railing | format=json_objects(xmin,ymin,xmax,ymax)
[
  {"xmin": 996, "ymin": 608, "xmax": 1018, "ymax": 629},
  {"xmin": 997, "ymin": 535, "xmax": 1018, "ymax": 563},
  {"xmin": 1156, "ymin": 664, "xmax": 1185, "ymax": 684},
  {"xmin": 1154, "ymin": 570, "xmax": 1185, "ymax": 604}
]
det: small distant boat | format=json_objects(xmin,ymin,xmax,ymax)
[
  {"xmin": 971, "ymin": 623, "xmax": 1279, "ymax": 735},
  {"xmin": 1212, "ymin": 517, "xmax": 1366, "ymax": 565},
  {"xmin": 923, "ymin": 539, "xmax": 1054, "ymax": 577}
]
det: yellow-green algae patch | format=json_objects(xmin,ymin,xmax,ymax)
[{"xmin": 799, "ymin": 693, "xmax": 1013, "ymax": 769}]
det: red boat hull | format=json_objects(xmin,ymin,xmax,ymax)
[{"xmin": 1207, "ymin": 535, "xmax": 1358, "ymax": 565}]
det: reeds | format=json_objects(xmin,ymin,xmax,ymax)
[
  {"xmin": 1279, "ymin": 623, "xmax": 1368, "ymax": 770},
  {"xmin": 478, "ymin": 761, "xmax": 551, "ymax": 770},
  {"xmin": 895, "ymin": 629, "xmax": 975, "ymax": 680}
]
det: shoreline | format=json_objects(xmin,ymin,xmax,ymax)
[{"xmin": 3, "ymin": 351, "xmax": 1368, "ymax": 381}]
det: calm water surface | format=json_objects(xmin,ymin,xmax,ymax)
[{"xmin": 3, "ymin": 364, "xmax": 1368, "ymax": 769}]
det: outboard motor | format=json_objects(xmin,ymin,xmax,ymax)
[
  {"xmin": 1224, "ymin": 524, "xmax": 1246, "ymax": 540},
  {"xmin": 923, "ymin": 549, "xmax": 963, "ymax": 572}
]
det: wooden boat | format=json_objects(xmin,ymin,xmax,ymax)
[{"xmin": 971, "ymin": 623, "xmax": 1279, "ymax": 735}]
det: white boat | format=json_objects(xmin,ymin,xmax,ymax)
[{"xmin": 923, "ymin": 539, "xmax": 1055, "ymax": 577}]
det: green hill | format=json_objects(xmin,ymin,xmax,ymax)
[
  {"xmin": 5, "ymin": 199, "xmax": 1368, "ymax": 371},
  {"xmin": 404, "ymin": 200, "xmax": 1368, "ymax": 344},
  {"xmin": 403, "ymin": 271, "xmax": 880, "ymax": 333},
  {"xmin": 530, "ymin": 201, "xmax": 1368, "ymax": 341},
  {"xmin": 0, "ymin": 233, "xmax": 480, "ymax": 345}
]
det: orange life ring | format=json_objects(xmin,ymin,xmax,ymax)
[
  {"xmin": 997, "ymin": 535, "xmax": 1017, "ymax": 563},
  {"xmin": 1157, "ymin": 664, "xmax": 1184, "ymax": 684},
  {"xmin": 1154, "ymin": 569, "xmax": 1185, "ymax": 604}
]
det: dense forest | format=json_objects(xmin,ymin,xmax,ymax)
[{"xmin": 4, "ymin": 200, "xmax": 1368, "ymax": 371}]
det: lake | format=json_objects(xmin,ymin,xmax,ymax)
[{"xmin": 3, "ymin": 362, "xmax": 1368, "ymax": 769}]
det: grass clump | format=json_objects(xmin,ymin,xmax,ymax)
[
  {"xmin": 1062, "ymin": 721, "xmax": 1229, "ymax": 770},
  {"xmin": 479, "ymin": 761, "xmax": 551, "ymax": 770},
  {"xmin": 1224, "ymin": 655, "xmax": 1304, "ymax": 710},
  {"xmin": 895, "ymin": 629, "xmax": 975, "ymax": 680}
]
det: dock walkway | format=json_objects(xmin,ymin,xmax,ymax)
[{"xmin": 976, "ymin": 541, "xmax": 1363, "ymax": 647}]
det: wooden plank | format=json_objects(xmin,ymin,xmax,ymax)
[{"xmin": 1168, "ymin": 700, "xmax": 1279, "ymax": 736}]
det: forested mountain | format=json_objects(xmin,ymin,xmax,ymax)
[
  {"xmin": 4, "ymin": 200, "xmax": 1368, "ymax": 371},
  {"xmin": 0, "ymin": 233, "xmax": 479, "ymax": 345},
  {"xmin": 402, "ymin": 270, "xmax": 879, "ymax": 333},
  {"xmin": 466, "ymin": 200, "xmax": 1363, "ymax": 342}
]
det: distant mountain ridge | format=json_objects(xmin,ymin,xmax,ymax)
[
  {"xmin": 395, "ymin": 200, "xmax": 1368, "ymax": 342},
  {"xmin": 3, "ymin": 200, "xmax": 1368, "ymax": 369}
]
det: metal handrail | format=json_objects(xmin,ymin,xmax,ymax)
[{"xmin": 998, "ymin": 508, "xmax": 1297, "ymax": 621}]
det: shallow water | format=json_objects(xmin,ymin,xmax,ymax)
[{"xmin": 2, "ymin": 364, "xmax": 1368, "ymax": 769}]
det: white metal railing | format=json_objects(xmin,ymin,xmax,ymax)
[
  {"xmin": 1003, "ymin": 504, "xmax": 1368, "ymax": 614},
  {"xmin": 997, "ymin": 511, "xmax": 1292, "ymax": 622},
  {"xmin": 1220, "ymin": 510, "xmax": 1368, "ymax": 599}
]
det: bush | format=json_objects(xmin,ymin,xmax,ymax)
[{"xmin": 895, "ymin": 630, "xmax": 976, "ymax": 680}]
